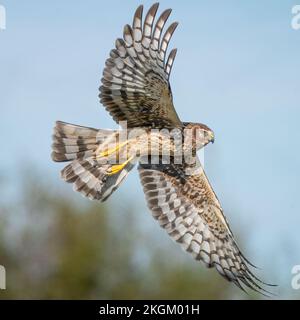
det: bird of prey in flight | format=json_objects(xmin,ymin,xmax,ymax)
[{"xmin": 52, "ymin": 3, "xmax": 274, "ymax": 295}]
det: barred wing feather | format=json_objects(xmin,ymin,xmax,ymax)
[
  {"xmin": 99, "ymin": 3, "xmax": 181, "ymax": 128},
  {"xmin": 138, "ymin": 161, "xmax": 273, "ymax": 295}
]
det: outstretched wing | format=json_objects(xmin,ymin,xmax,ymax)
[
  {"xmin": 99, "ymin": 3, "xmax": 181, "ymax": 128},
  {"xmin": 139, "ymin": 160, "xmax": 273, "ymax": 295}
]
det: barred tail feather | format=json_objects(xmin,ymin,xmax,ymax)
[
  {"xmin": 61, "ymin": 158, "xmax": 134, "ymax": 201},
  {"xmin": 52, "ymin": 121, "xmax": 114, "ymax": 162},
  {"xmin": 52, "ymin": 121, "xmax": 135, "ymax": 201}
]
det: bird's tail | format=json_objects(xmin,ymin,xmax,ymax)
[{"xmin": 51, "ymin": 121, "xmax": 135, "ymax": 201}]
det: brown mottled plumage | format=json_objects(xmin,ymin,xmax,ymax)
[{"xmin": 51, "ymin": 3, "xmax": 274, "ymax": 295}]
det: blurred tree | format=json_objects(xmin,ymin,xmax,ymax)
[{"xmin": 0, "ymin": 171, "xmax": 266, "ymax": 299}]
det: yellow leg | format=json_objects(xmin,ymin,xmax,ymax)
[
  {"xmin": 108, "ymin": 156, "xmax": 134, "ymax": 175},
  {"xmin": 98, "ymin": 140, "xmax": 129, "ymax": 158}
]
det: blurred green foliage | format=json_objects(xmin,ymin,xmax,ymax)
[{"xmin": 0, "ymin": 173, "xmax": 254, "ymax": 299}]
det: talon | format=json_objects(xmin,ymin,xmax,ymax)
[
  {"xmin": 99, "ymin": 140, "xmax": 129, "ymax": 158},
  {"xmin": 108, "ymin": 156, "xmax": 134, "ymax": 175}
]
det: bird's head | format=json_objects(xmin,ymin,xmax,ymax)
[
  {"xmin": 200, "ymin": 123, "xmax": 215, "ymax": 145},
  {"xmin": 183, "ymin": 122, "xmax": 215, "ymax": 149}
]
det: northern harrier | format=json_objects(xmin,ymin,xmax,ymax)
[{"xmin": 52, "ymin": 3, "xmax": 274, "ymax": 295}]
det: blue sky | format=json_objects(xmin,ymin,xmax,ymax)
[{"xmin": 1, "ymin": 0, "xmax": 300, "ymax": 298}]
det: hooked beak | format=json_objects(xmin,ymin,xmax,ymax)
[{"xmin": 210, "ymin": 131, "xmax": 215, "ymax": 144}]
